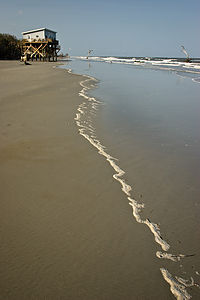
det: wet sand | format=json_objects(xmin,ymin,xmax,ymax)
[{"xmin": 0, "ymin": 61, "xmax": 176, "ymax": 299}]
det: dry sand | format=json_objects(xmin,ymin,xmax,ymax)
[{"xmin": 0, "ymin": 60, "xmax": 174, "ymax": 299}]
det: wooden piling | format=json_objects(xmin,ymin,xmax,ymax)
[{"xmin": 21, "ymin": 38, "xmax": 60, "ymax": 62}]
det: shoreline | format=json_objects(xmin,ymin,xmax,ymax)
[
  {"xmin": 69, "ymin": 62, "xmax": 199, "ymax": 300},
  {"xmin": 0, "ymin": 60, "xmax": 198, "ymax": 299},
  {"xmin": 0, "ymin": 60, "xmax": 160, "ymax": 299}
]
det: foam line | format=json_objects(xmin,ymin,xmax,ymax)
[
  {"xmin": 156, "ymin": 251, "xmax": 186, "ymax": 262},
  {"xmin": 75, "ymin": 72, "xmax": 171, "ymax": 253},
  {"xmin": 144, "ymin": 219, "xmax": 170, "ymax": 251},
  {"xmin": 160, "ymin": 268, "xmax": 192, "ymax": 299},
  {"xmin": 176, "ymin": 277, "xmax": 195, "ymax": 287},
  {"xmin": 62, "ymin": 65, "xmax": 198, "ymax": 299}
]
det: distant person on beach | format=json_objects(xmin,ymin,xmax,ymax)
[
  {"xmin": 24, "ymin": 55, "xmax": 27, "ymax": 65},
  {"xmin": 21, "ymin": 55, "xmax": 28, "ymax": 65}
]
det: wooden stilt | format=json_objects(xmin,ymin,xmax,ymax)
[{"xmin": 21, "ymin": 39, "xmax": 60, "ymax": 62}]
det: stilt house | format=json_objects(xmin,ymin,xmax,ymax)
[{"xmin": 21, "ymin": 28, "xmax": 60, "ymax": 61}]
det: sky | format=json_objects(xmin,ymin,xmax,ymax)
[{"xmin": 0, "ymin": 0, "xmax": 199, "ymax": 57}]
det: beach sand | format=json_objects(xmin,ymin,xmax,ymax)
[{"xmin": 0, "ymin": 61, "xmax": 175, "ymax": 299}]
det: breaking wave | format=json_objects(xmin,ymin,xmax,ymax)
[{"xmin": 73, "ymin": 56, "xmax": 200, "ymax": 83}]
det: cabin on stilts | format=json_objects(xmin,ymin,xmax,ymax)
[{"xmin": 21, "ymin": 28, "xmax": 60, "ymax": 62}]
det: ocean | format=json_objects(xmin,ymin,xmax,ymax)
[{"xmin": 60, "ymin": 57, "xmax": 200, "ymax": 299}]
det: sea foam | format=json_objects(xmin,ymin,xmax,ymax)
[
  {"xmin": 74, "ymin": 56, "xmax": 200, "ymax": 82},
  {"xmin": 75, "ymin": 74, "xmax": 171, "ymax": 253},
  {"xmin": 62, "ymin": 64, "xmax": 199, "ymax": 299}
]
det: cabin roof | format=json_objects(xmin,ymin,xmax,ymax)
[{"xmin": 22, "ymin": 28, "xmax": 57, "ymax": 35}]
